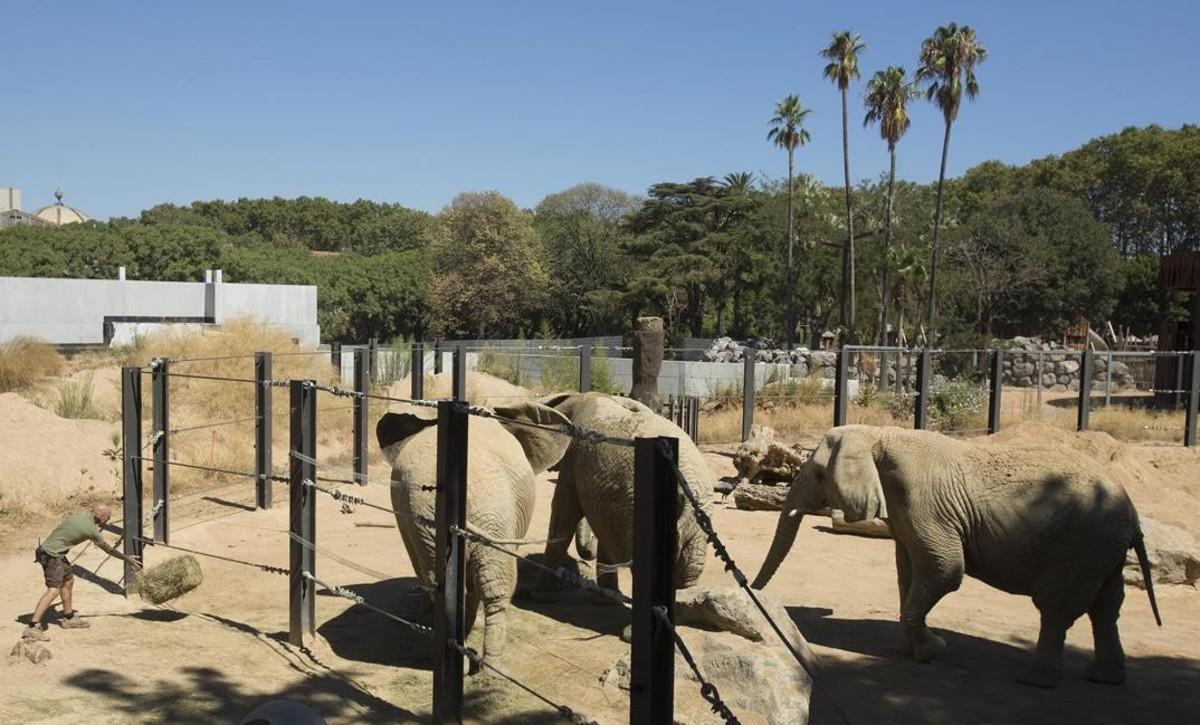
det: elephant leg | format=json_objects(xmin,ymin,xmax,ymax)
[
  {"xmin": 482, "ymin": 599, "xmax": 507, "ymax": 666},
  {"xmin": 535, "ymin": 478, "xmax": 584, "ymax": 598},
  {"xmin": 894, "ymin": 541, "xmax": 915, "ymax": 656},
  {"xmin": 899, "ymin": 542, "xmax": 963, "ymax": 662},
  {"xmin": 463, "ymin": 589, "xmax": 482, "ymax": 676},
  {"xmin": 596, "ymin": 542, "xmax": 619, "ymax": 594},
  {"xmin": 1085, "ymin": 566, "xmax": 1126, "ymax": 685},
  {"xmin": 1015, "ymin": 610, "xmax": 1075, "ymax": 688}
]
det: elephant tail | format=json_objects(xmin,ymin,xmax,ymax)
[{"xmin": 1132, "ymin": 527, "xmax": 1162, "ymax": 627}]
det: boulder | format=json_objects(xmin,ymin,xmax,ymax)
[
  {"xmin": 1055, "ymin": 360, "xmax": 1081, "ymax": 375},
  {"xmin": 9, "ymin": 639, "xmax": 51, "ymax": 665},
  {"xmin": 603, "ymin": 587, "xmax": 815, "ymax": 724},
  {"xmin": 1125, "ymin": 518, "xmax": 1200, "ymax": 588}
]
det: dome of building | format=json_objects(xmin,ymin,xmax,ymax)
[{"xmin": 32, "ymin": 188, "xmax": 90, "ymax": 225}]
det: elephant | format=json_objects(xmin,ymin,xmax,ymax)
[
  {"xmin": 752, "ymin": 425, "xmax": 1161, "ymax": 688},
  {"xmin": 375, "ymin": 400, "xmax": 571, "ymax": 667},
  {"xmin": 534, "ymin": 392, "xmax": 713, "ymax": 598}
]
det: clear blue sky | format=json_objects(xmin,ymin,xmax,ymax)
[{"xmin": 3, "ymin": 1, "xmax": 1196, "ymax": 220}]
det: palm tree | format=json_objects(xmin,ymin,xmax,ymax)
[
  {"xmin": 889, "ymin": 241, "xmax": 927, "ymax": 348},
  {"xmin": 821, "ymin": 31, "xmax": 866, "ymax": 343},
  {"xmin": 767, "ymin": 95, "xmax": 812, "ymax": 349},
  {"xmin": 916, "ymin": 22, "xmax": 986, "ymax": 344},
  {"xmin": 864, "ymin": 66, "xmax": 917, "ymax": 347}
]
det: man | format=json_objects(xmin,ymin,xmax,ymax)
[{"xmin": 24, "ymin": 502, "xmax": 140, "ymax": 641}]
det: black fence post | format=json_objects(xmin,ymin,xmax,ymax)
[
  {"xmin": 1184, "ymin": 351, "xmax": 1199, "ymax": 448},
  {"xmin": 330, "ymin": 342, "xmax": 342, "ymax": 377},
  {"xmin": 631, "ymin": 436, "xmax": 678, "ymax": 725},
  {"xmin": 433, "ymin": 400, "xmax": 468, "ymax": 724},
  {"xmin": 741, "ymin": 354, "xmax": 755, "ymax": 442},
  {"xmin": 914, "ymin": 349, "xmax": 932, "ymax": 430},
  {"xmin": 151, "ymin": 359, "xmax": 170, "ymax": 543},
  {"xmin": 368, "ymin": 337, "xmax": 379, "ymax": 382},
  {"xmin": 353, "ymin": 349, "xmax": 369, "ymax": 486},
  {"xmin": 689, "ymin": 397, "xmax": 699, "ymax": 443},
  {"xmin": 987, "ymin": 350, "xmax": 1003, "ymax": 435},
  {"xmin": 1078, "ymin": 350, "xmax": 1094, "ymax": 432},
  {"xmin": 411, "ymin": 342, "xmax": 425, "ymax": 400},
  {"xmin": 434, "ymin": 339, "xmax": 444, "ymax": 374},
  {"xmin": 255, "ymin": 352, "xmax": 273, "ymax": 509},
  {"xmin": 121, "ymin": 366, "xmax": 144, "ymax": 595},
  {"xmin": 833, "ymin": 346, "xmax": 850, "ymax": 427},
  {"xmin": 579, "ymin": 343, "xmax": 592, "ymax": 393},
  {"xmin": 289, "ymin": 380, "xmax": 317, "ymax": 646},
  {"xmin": 452, "ymin": 345, "xmax": 466, "ymax": 401}
]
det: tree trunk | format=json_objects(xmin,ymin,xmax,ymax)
[
  {"xmin": 785, "ymin": 150, "xmax": 796, "ymax": 350},
  {"xmin": 927, "ymin": 119, "xmax": 953, "ymax": 344},
  {"xmin": 879, "ymin": 143, "xmax": 896, "ymax": 347},
  {"xmin": 840, "ymin": 86, "xmax": 856, "ymax": 343}
]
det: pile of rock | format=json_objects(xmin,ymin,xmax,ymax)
[
  {"xmin": 703, "ymin": 338, "xmax": 846, "ymax": 380},
  {"xmin": 994, "ymin": 337, "xmax": 1136, "ymax": 391}
]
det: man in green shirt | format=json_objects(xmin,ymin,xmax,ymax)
[{"xmin": 24, "ymin": 503, "xmax": 140, "ymax": 641}]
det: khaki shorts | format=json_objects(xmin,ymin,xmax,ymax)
[{"xmin": 35, "ymin": 547, "xmax": 73, "ymax": 588}]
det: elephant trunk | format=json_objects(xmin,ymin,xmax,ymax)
[{"xmin": 752, "ymin": 507, "xmax": 804, "ymax": 590}]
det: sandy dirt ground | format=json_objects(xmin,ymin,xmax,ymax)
[{"xmin": 1, "ymin": 427, "xmax": 1198, "ymax": 724}]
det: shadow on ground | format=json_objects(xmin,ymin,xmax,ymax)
[
  {"xmin": 316, "ymin": 577, "xmax": 433, "ymax": 669},
  {"xmin": 788, "ymin": 606, "xmax": 1200, "ymax": 725},
  {"xmin": 510, "ymin": 554, "xmax": 629, "ymax": 640}
]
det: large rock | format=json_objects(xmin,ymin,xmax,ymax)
[
  {"xmin": 603, "ymin": 587, "xmax": 815, "ymax": 724},
  {"xmin": 733, "ymin": 484, "xmax": 789, "ymax": 511},
  {"xmin": 1125, "ymin": 518, "xmax": 1200, "ymax": 588},
  {"xmin": 9, "ymin": 639, "xmax": 51, "ymax": 664}
]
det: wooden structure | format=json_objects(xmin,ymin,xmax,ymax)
[{"xmin": 1155, "ymin": 252, "xmax": 1200, "ymax": 407}]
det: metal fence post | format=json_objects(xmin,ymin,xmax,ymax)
[
  {"xmin": 288, "ymin": 380, "xmax": 317, "ymax": 646},
  {"xmin": 914, "ymin": 349, "xmax": 932, "ymax": 430},
  {"xmin": 433, "ymin": 400, "xmax": 468, "ymax": 724},
  {"xmin": 353, "ymin": 349, "xmax": 369, "ymax": 486},
  {"xmin": 1185, "ymin": 351, "xmax": 1199, "ymax": 448},
  {"xmin": 690, "ymin": 397, "xmax": 700, "ymax": 442},
  {"xmin": 1175, "ymin": 352, "xmax": 1185, "ymax": 410},
  {"xmin": 151, "ymin": 359, "xmax": 170, "ymax": 543},
  {"xmin": 579, "ymin": 343, "xmax": 592, "ymax": 393},
  {"xmin": 987, "ymin": 350, "xmax": 1003, "ymax": 435},
  {"xmin": 368, "ymin": 337, "xmax": 379, "ymax": 382},
  {"xmin": 434, "ymin": 339, "xmax": 444, "ymax": 374},
  {"xmin": 741, "ymin": 354, "xmax": 755, "ymax": 442},
  {"xmin": 834, "ymin": 347, "xmax": 850, "ymax": 427},
  {"xmin": 1036, "ymin": 351, "xmax": 1044, "ymax": 410},
  {"xmin": 452, "ymin": 345, "xmax": 466, "ymax": 401},
  {"xmin": 1104, "ymin": 350, "xmax": 1113, "ymax": 408},
  {"xmin": 1078, "ymin": 350, "xmax": 1094, "ymax": 432},
  {"xmin": 121, "ymin": 366, "xmax": 144, "ymax": 594},
  {"xmin": 331, "ymin": 342, "xmax": 342, "ymax": 376},
  {"xmin": 411, "ymin": 342, "xmax": 425, "ymax": 400},
  {"xmin": 631, "ymin": 436, "xmax": 678, "ymax": 725},
  {"xmin": 255, "ymin": 352, "xmax": 273, "ymax": 509}
]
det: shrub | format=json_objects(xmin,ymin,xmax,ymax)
[
  {"xmin": 928, "ymin": 379, "xmax": 986, "ymax": 431},
  {"xmin": 0, "ymin": 336, "xmax": 63, "ymax": 392},
  {"xmin": 376, "ymin": 336, "xmax": 412, "ymax": 382},
  {"xmin": 55, "ymin": 373, "xmax": 104, "ymax": 419},
  {"xmin": 476, "ymin": 346, "xmax": 522, "ymax": 386}
]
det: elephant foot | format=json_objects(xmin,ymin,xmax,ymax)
[
  {"xmin": 910, "ymin": 632, "xmax": 946, "ymax": 663},
  {"xmin": 1015, "ymin": 664, "xmax": 1062, "ymax": 689},
  {"xmin": 1085, "ymin": 662, "xmax": 1126, "ymax": 686},
  {"xmin": 894, "ymin": 638, "xmax": 915, "ymax": 657}
]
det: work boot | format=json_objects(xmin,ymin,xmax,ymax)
[
  {"xmin": 22, "ymin": 625, "xmax": 50, "ymax": 642},
  {"xmin": 59, "ymin": 615, "xmax": 90, "ymax": 629}
]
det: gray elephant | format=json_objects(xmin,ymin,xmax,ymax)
[
  {"xmin": 752, "ymin": 425, "xmax": 1161, "ymax": 688},
  {"xmin": 375, "ymin": 401, "xmax": 571, "ymax": 666},
  {"xmin": 535, "ymin": 392, "xmax": 713, "ymax": 596}
]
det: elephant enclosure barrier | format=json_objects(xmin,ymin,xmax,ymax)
[{"xmin": 114, "ymin": 348, "xmax": 840, "ymax": 724}]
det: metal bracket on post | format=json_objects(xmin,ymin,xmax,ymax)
[
  {"xmin": 452, "ymin": 345, "xmax": 466, "ymax": 401},
  {"xmin": 353, "ymin": 349, "xmax": 369, "ymax": 486},
  {"xmin": 914, "ymin": 349, "xmax": 932, "ymax": 430},
  {"xmin": 741, "ymin": 354, "xmax": 755, "ymax": 442},
  {"xmin": 987, "ymin": 350, "xmax": 1003, "ymax": 435},
  {"xmin": 833, "ymin": 346, "xmax": 850, "ymax": 427},
  {"xmin": 433, "ymin": 400, "xmax": 468, "ymax": 724},
  {"xmin": 631, "ymin": 436, "xmax": 678, "ymax": 725},
  {"xmin": 411, "ymin": 342, "xmax": 425, "ymax": 400},
  {"xmin": 1078, "ymin": 350, "xmax": 1094, "ymax": 432},
  {"xmin": 121, "ymin": 366, "xmax": 144, "ymax": 595},
  {"xmin": 579, "ymin": 343, "xmax": 592, "ymax": 393},
  {"xmin": 255, "ymin": 352, "xmax": 273, "ymax": 509},
  {"xmin": 1184, "ymin": 351, "xmax": 1199, "ymax": 448},
  {"xmin": 151, "ymin": 359, "xmax": 170, "ymax": 543},
  {"xmin": 288, "ymin": 380, "xmax": 317, "ymax": 646}
]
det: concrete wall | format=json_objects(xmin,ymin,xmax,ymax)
[{"xmin": 0, "ymin": 275, "xmax": 320, "ymax": 346}]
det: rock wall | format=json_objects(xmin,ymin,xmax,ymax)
[
  {"xmin": 703, "ymin": 337, "xmax": 846, "ymax": 380},
  {"xmin": 996, "ymin": 336, "xmax": 1136, "ymax": 391}
]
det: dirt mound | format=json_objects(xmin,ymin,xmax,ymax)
[
  {"xmin": 0, "ymin": 393, "xmax": 119, "ymax": 518},
  {"xmin": 387, "ymin": 371, "xmax": 533, "ymax": 406},
  {"xmin": 984, "ymin": 420, "xmax": 1127, "ymax": 463}
]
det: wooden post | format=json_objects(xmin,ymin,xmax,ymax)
[
  {"xmin": 121, "ymin": 366, "xmax": 144, "ymax": 595},
  {"xmin": 255, "ymin": 352, "xmax": 273, "ymax": 509},
  {"xmin": 353, "ymin": 349, "xmax": 369, "ymax": 486},
  {"xmin": 987, "ymin": 350, "xmax": 1003, "ymax": 435},
  {"xmin": 914, "ymin": 350, "xmax": 932, "ymax": 430},
  {"xmin": 741, "ymin": 354, "xmax": 755, "ymax": 442},
  {"xmin": 151, "ymin": 359, "xmax": 170, "ymax": 543},
  {"xmin": 433, "ymin": 400, "xmax": 468, "ymax": 724},
  {"xmin": 631, "ymin": 436, "xmax": 678, "ymax": 725},
  {"xmin": 289, "ymin": 380, "xmax": 317, "ymax": 646}
]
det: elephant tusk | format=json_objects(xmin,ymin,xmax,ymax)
[{"xmin": 787, "ymin": 509, "xmax": 800, "ymax": 518}]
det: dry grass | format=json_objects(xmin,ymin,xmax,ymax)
[
  {"xmin": 54, "ymin": 372, "xmax": 106, "ymax": 420},
  {"xmin": 0, "ymin": 336, "xmax": 63, "ymax": 393}
]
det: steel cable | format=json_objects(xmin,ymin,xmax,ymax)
[
  {"xmin": 448, "ymin": 641, "xmax": 599, "ymax": 725},
  {"xmin": 301, "ymin": 571, "xmax": 431, "ymax": 636},
  {"xmin": 136, "ymin": 536, "xmax": 288, "ymax": 576}
]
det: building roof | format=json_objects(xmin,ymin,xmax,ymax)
[{"xmin": 31, "ymin": 189, "xmax": 89, "ymax": 225}]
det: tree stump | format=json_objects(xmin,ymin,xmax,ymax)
[{"xmin": 630, "ymin": 316, "xmax": 663, "ymax": 410}]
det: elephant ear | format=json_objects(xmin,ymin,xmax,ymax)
[
  {"xmin": 375, "ymin": 409, "xmax": 438, "ymax": 464},
  {"xmin": 537, "ymin": 393, "xmax": 576, "ymax": 414},
  {"xmin": 825, "ymin": 426, "xmax": 886, "ymax": 523},
  {"xmin": 492, "ymin": 401, "xmax": 573, "ymax": 475}
]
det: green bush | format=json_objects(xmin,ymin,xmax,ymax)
[{"xmin": 928, "ymin": 379, "xmax": 986, "ymax": 431}]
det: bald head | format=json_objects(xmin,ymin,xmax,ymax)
[{"xmin": 91, "ymin": 503, "xmax": 112, "ymax": 525}]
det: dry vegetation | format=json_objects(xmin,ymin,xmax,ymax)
[{"xmin": 0, "ymin": 336, "xmax": 63, "ymax": 393}]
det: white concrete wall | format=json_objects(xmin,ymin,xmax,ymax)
[{"xmin": 0, "ymin": 276, "xmax": 320, "ymax": 346}]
